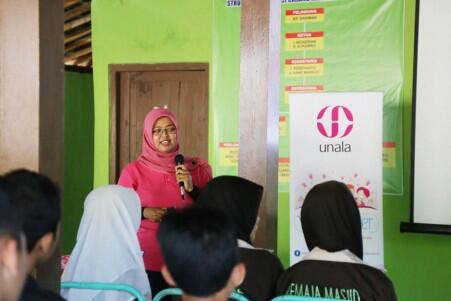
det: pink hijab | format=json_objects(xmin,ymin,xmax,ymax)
[{"xmin": 138, "ymin": 108, "xmax": 206, "ymax": 174}]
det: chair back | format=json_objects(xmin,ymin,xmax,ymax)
[
  {"xmin": 60, "ymin": 281, "xmax": 145, "ymax": 301},
  {"xmin": 152, "ymin": 288, "xmax": 181, "ymax": 301},
  {"xmin": 153, "ymin": 287, "xmax": 249, "ymax": 301}
]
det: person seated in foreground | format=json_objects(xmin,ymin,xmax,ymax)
[
  {"xmin": 0, "ymin": 181, "xmax": 27, "ymax": 301},
  {"xmin": 157, "ymin": 206, "xmax": 246, "ymax": 301},
  {"xmin": 3, "ymin": 169, "xmax": 65, "ymax": 301},
  {"xmin": 197, "ymin": 176, "xmax": 284, "ymax": 301},
  {"xmin": 61, "ymin": 185, "xmax": 151, "ymax": 301},
  {"xmin": 276, "ymin": 180, "xmax": 397, "ymax": 301}
]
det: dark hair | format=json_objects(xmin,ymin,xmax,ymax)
[
  {"xmin": 301, "ymin": 180, "xmax": 363, "ymax": 259},
  {"xmin": 4, "ymin": 169, "xmax": 61, "ymax": 253},
  {"xmin": 0, "ymin": 178, "xmax": 23, "ymax": 247},
  {"xmin": 157, "ymin": 206, "xmax": 240, "ymax": 297},
  {"xmin": 197, "ymin": 176, "xmax": 263, "ymax": 244}
]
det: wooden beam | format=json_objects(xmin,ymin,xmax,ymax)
[
  {"xmin": 79, "ymin": 57, "xmax": 92, "ymax": 67},
  {"xmin": 65, "ymin": 52, "xmax": 91, "ymax": 66},
  {"xmin": 64, "ymin": 27, "xmax": 90, "ymax": 43},
  {"xmin": 64, "ymin": 0, "xmax": 81, "ymax": 10},
  {"xmin": 74, "ymin": 54, "xmax": 91, "ymax": 67},
  {"xmin": 64, "ymin": 2, "xmax": 90, "ymax": 21},
  {"xmin": 39, "ymin": 0, "xmax": 65, "ymax": 293},
  {"xmin": 65, "ymin": 36, "xmax": 91, "ymax": 52},
  {"xmin": 65, "ymin": 46, "xmax": 91, "ymax": 61},
  {"xmin": 1, "ymin": 0, "xmax": 64, "ymax": 290},
  {"xmin": 65, "ymin": 58, "xmax": 78, "ymax": 65},
  {"xmin": 64, "ymin": 14, "xmax": 90, "ymax": 31},
  {"xmin": 238, "ymin": 0, "xmax": 281, "ymax": 250}
]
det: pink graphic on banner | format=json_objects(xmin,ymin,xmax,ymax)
[
  {"xmin": 317, "ymin": 105, "xmax": 354, "ymax": 138},
  {"xmin": 296, "ymin": 173, "xmax": 376, "ymax": 210}
]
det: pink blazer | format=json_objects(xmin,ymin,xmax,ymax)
[{"xmin": 118, "ymin": 160, "xmax": 212, "ymax": 271}]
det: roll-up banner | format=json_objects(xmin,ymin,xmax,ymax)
[{"xmin": 289, "ymin": 92, "xmax": 384, "ymax": 269}]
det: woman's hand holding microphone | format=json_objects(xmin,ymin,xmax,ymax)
[
  {"xmin": 143, "ymin": 161, "xmax": 192, "ymax": 223},
  {"xmin": 175, "ymin": 164, "xmax": 193, "ymax": 192}
]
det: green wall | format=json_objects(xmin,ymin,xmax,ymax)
[
  {"xmin": 91, "ymin": 0, "xmax": 212, "ymax": 186},
  {"xmin": 63, "ymin": 71, "xmax": 94, "ymax": 254},
  {"xmin": 90, "ymin": 1, "xmax": 451, "ymax": 300}
]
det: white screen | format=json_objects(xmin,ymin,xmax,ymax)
[{"xmin": 413, "ymin": 0, "xmax": 451, "ymax": 225}]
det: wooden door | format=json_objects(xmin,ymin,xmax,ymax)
[{"xmin": 110, "ymin": 63, "xmax": 209, "ymax": 183}]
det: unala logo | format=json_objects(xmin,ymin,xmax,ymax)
[
  {"xmin": 317, "ymin": 105, "xmax": 353, "ymax": 152},
  {"xmin": 317, "ymin": 105, "xmax": 353, "ymax": 138}
]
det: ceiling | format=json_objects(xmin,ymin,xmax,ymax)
[{"xmin": 64, "ymin": 0, "xmax": 92, "ymax": 68}]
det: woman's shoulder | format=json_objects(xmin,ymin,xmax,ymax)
[
  {"xmin": 120, "ymin": 161, "xmax": 141, "ymax": 174},
  {"xmin": 123, "ymin": 160, "xmax": 163, "ymax": 172},
  {"xmin": 356, "ymin": 263, "xmax": 395, "ymax": 284},
  {"xmin": 240, "ymin": 248, "xmax": 284, "ymax": 268},
  {"xmin": 345, "ymin": 263, "xmax": 397, "ymax": 298},
  {"xmin": 188, "ymin": 157, "xmax": 212, "ymax": 175},
  {"xmin": 118, "ymin": 160, "xmax": 152, "ymax": 181},
  {"xmin": 186, "ymin": 156, "xmax": 209, "ymax": 168}
]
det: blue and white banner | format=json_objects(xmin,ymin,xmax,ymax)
[{"xmin": 289, "ymin": 92, "xmax": 384, "ymax": 269}]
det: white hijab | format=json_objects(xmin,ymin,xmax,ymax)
[{"xmin": 61, "ymin": 185, "xmax": 151, "ymax": 301}]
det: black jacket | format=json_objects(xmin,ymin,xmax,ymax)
[
  {"xmin": 276, "ymin": 259, "xmax": 397, "ymax": 301},
  {"xmin": 19, "ymin": 275, "xmax": 66, "ymax": 301}
]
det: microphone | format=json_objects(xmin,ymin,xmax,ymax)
[{"xmin": 174, "ymin": 154, "xmax": 185, "ymax": 200}]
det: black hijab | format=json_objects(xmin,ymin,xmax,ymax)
[
  {"xmin": 197, "ymin": 176, "xmax": 263, "ymax": 244},
  {"xmin": 301, "ymin": 180, "xmax": 363, "ymax": 259}
]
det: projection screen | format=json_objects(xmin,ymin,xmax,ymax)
[{"xmin": 403, "ymin": 0, "xmax": 451, "ymax": 234}]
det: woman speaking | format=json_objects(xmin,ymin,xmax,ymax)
[{"xmin": 118, "ymin": 107, "xmax": 212, "ymax": 294}]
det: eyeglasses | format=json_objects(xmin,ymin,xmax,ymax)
[{"xmin": 152, "ymin": 127, "xmax": 177, "ymax": 136}]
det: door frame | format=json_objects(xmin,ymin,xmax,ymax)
[{"xmin": 108, "ymin": 63, "xmax": 209, "ymax": 183}]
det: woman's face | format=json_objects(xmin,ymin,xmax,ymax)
[{"xmin": 152, "ymin": 117, "xmax": 178, "ymax": 153}]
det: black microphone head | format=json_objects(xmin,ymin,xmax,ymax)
[{"xmin": 175, "ymin": 154, "xmax": 185, "ymax": 165}]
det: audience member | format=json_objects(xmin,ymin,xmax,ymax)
[
  {"xmin": 157, "ymin": 206, "xmax": 245, "ymax": 301},
  {"xmin": 3, "ymin": 169, "xmax": 64, "ymax": 301},
  {"xmin": 276, "ymin": 180, "xmax": 397, "ymax": 301},
  {"xmin": 0, "ymin": 181, "xmax": 27, "ymax": 301},
  {"xmin": 61, "ymin": 185, "xmax": 151, "ymax": 301},
  {"xmin": 197, "ymin": 176, "xmax": 284, "ymax": 301}
]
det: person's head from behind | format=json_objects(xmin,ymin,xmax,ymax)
[
  {"xmin": 3, "ymin": 169, "xmax": 61, "ymax": 269},
  {"xmin": 157, "ymin": 206, "xmax": 245, "ymax": 301},
  {"xmin": 0, "ymin": 180, "xmax": 28, "ymax": 301},
  {"xmin": 301, "ymin": 180, "xmax": 363, "ymax": 259},
  {"xmin": 61, "ymin": 185, "xmax": 151, "ymax": 301},
  {"xmin": 197, "ymin": 176, "xmax": 263, "ymax": 245}
]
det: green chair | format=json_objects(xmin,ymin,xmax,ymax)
[
  {"xmin": 272, "ymin": 295, "xmax": 343, "ymax": 301},
  {"xmin": 60, "ymin": 281, "xmax": 146, "ymax": 301},
  {"xmin": 153, "ymin": 287, "xmax": 249, "ymax": 301}
]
